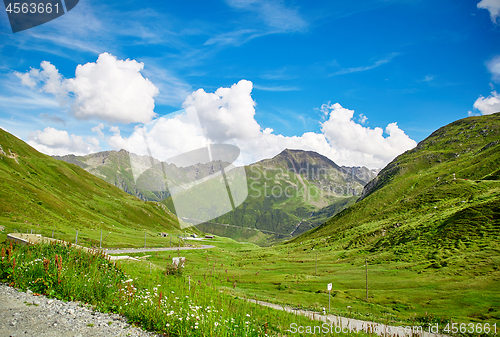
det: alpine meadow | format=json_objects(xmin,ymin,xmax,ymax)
[{"xmin": 1, "ymin": 1, "xmax": 500, "ymax": 336}]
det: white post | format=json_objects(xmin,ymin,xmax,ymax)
[
  {"xmin": 75, "ymin": 230, "xmax": 78, "ymax": 245},
  {"xmin": 365, "ymin": 258, "xmax": 368, "ymax": 300},
  {"xmin": 100, "ymin": 230, "xmax": 102, "ymax": 249},
  {"xmin": 327, "ymin": 283, "xmax": 332, "ymax": 313},
  {"xmin": 144, "ymin": 231, "xmax": 147, "ymax": 248}
]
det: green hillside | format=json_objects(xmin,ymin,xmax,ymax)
[
  {"xmin": 210, "ymin": 113, "xmax": 499, "ymax": 324},
  {"xmin": 0, "ymin": 129, "xmax": 188, "ymax": 248},
  {"xmin": 290, "ymin": 113, "xmax": 500, "ymax": 264},
  {"xmin": 199, "ymin": 149, "xmax": 376, "ymax": 245},
  {"xmin": 55, "ymin": 147, "xmax": 376, "ymax": 246},
  {"xmin": 54, "ymin": 150, "xmax": 172, "ymax": 201}
]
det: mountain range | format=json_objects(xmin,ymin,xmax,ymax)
[{"xmin": 54, "ymin": 148, "xmax": 377, "ymax": 245}]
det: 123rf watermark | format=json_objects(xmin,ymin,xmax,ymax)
[{"xmin": 289, "ymin": 322, "xmax": 498, "ymax": 335}]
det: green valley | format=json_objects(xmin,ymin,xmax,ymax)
[{"xmin": 1, "ymin": 112, "xmax": 499, "ymax": 335}]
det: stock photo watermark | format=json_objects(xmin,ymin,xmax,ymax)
[
  {"xmin": 289, "ymin": 322, "xmax": 498, "ymax": 335},
  {"xmin": 3, "ymin": 0, "xmax": 79, "ymax": 33}
]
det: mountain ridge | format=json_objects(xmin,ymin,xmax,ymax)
[
  {"xmin": 0, "ymin": 128, "xmax": 184, "ymax": 248},
  {"xmin": 290, "ymin": 112, "xmax": 500, "ymax": 266},
  {"xmin": 54, "ymin": 147, "xmax": 378, "ymax": 245}
]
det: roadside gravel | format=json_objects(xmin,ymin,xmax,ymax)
[{"xmin": 0, "ymin": 284, "xmax": 162, "ymax": 337}]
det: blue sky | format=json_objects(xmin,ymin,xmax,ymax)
[{"xmin": 0, "ymin": 0, "xmax": 499, "ymax": 168}]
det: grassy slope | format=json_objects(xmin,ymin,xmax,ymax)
[
  {"xmin": 200, "ymin": 149, "xmax": 371, "ymax": 245},
  {"xmin": 57, "ymin": 148, "xmax": 373, "ymax": 246},
  {"xmin": 0, "ymin": 129, "xmax": 188, "ymax": 248},
  {"xmin": 54, "ymin": 151, "xmax": 171, "ymax": 201},
  {"xmin": 293, "ymin": 113, "xmax": 500, "ymax": 262},
  {"xmin": 230, "ymin": 113, "xmax": 500, "ymax": 323}
]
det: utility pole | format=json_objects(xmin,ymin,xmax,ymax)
[
  {"xmin": 365, "ymin": 258, "xmax": 368, "ymax": 300},
  {"xmin": 100, "ymin": 230, "xmax": 102, "ymax": 249},
  {"xmin": 75, "ymin": 230, "xmax": 78, "ymax": 245}
]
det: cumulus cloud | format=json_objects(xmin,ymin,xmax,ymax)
[
  {"xmin": 109, "ymin": 80, "xmax": 415, "ymax": 169},
  {"xmin": 182, "ymin": 80, "xmax": 261, "ymax": 143},
  {"xmin": 91, "ymin": 123, "xmax": 105, "ymax": 138},
  {"xmin": 319, "ymin": 103, "xmax": 417, "ymax": 167},
  {"xmin": 107, "ymin": 112, "xmax": 208, "ymax": 161},
  {"xmin": 473, "ymin": 91, "xmax": 500, "ymax": 115},
  {"xmin": 15, "ymin": 61, "xmax": 66, "ymax": 98},
  {"xmin": 67, "ymin": 53, "xmax": 159, "ymax": 123},
  {"xmin": 17, "ymin": 53, "xmax": 159, "ymax": 124},
  {"xmin": 27, "ymin": 127, "xmax": 100, "ymax": 156},
  {"xmin": 478, "ymin": 0, "xmax": 500, "ymax": 24},
  {"xmin": 358, "ymin": 113, "xmax": 368, "ymax": 124}
]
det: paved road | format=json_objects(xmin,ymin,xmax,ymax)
[
  {"xmin": 104, "ymin": 245, "xmax": 215, "ymax": 254},
  {"xmin": 247, "ymin": 299, "xmax": 448, "ymax": 337}
]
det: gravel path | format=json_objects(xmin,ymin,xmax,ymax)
[
  {"xmin": 247, "ymin": 299, "xmax": 448, "ymax": 337},
  {"xmin": 0, "ymin": 284, "xmax": 161, "ymax": 337}
]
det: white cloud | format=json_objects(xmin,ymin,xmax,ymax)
[
  {"xmin": 420, "ymin": 75, "xmax": 434, "ymax": 82},
  {"xmin": 205, "ymin": 0, "xmax": 307, "ymax": 47},
  {"xmin": 319, "ymin": 103, "xmax": 416, "ymax": 167},
  {"xmin": 204, "ymin": 29, "xmax": 262, "ymax": 47},
  {"xmin": 91, "ymin": 123, "xmax": 105, "ymax": 138},
  {"xmin": 182, "ymin": 80, "xmax": 261, "ymax": 143},
  {"xmin": 67, "ymin": 53, "xmax": 159, "ymax": 123},
  {"xmin": 478, "ymin": 0, "xmax": 500, "ymax": 24},
  {"xmin": 253, "ymin": 84, "xmax": 300, "ymax": 92},
  {"xmin": 329, "ymin": 53, "xmax": 399, "ymax": 77},
  {"xmin": 473, "ymin": 91, "xmax": 500, "ymax": 115},
  {"xmin": 27, "ymin": 127, "xmax": 100, "ymax": 156},
  {"xmin": 17, "ymin": 53, "xmax": 159, "ymax": 124},
  {"xmin": 107, "ymin": 112, "xmax": 208, "ymax": 160},
  {"xmin": 487, "ymin": 55, "xmax": 500, "ymax": 82},
  {"xmin": 226, "ymin": 0, "xmax": 307, "ymax": 32},
  {"xmin": 110, "ymin": 80, "xmax": 415, "ymax": 169},
  {"xmin": 15, "ymin": 61, "xmax": 67, "ymax": 98}
]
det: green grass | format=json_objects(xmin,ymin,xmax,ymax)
[
  {"xmin": 2, "ymin": 114, "xmax": 500, "ymax": 335},
  {"xmin": 195, "ymin": 149, "xmax": 370, "ymax": 245},
  {"xmin": 0, "ymin": 128, "xmax": 197, "ymax": 248},
  {"xmin": 1, "ymin": 240, "xmax": 370, "ymax": 337},
  {"xmin": 141, "ymin": 238, "xmax": 500, "ymax": 327}
]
